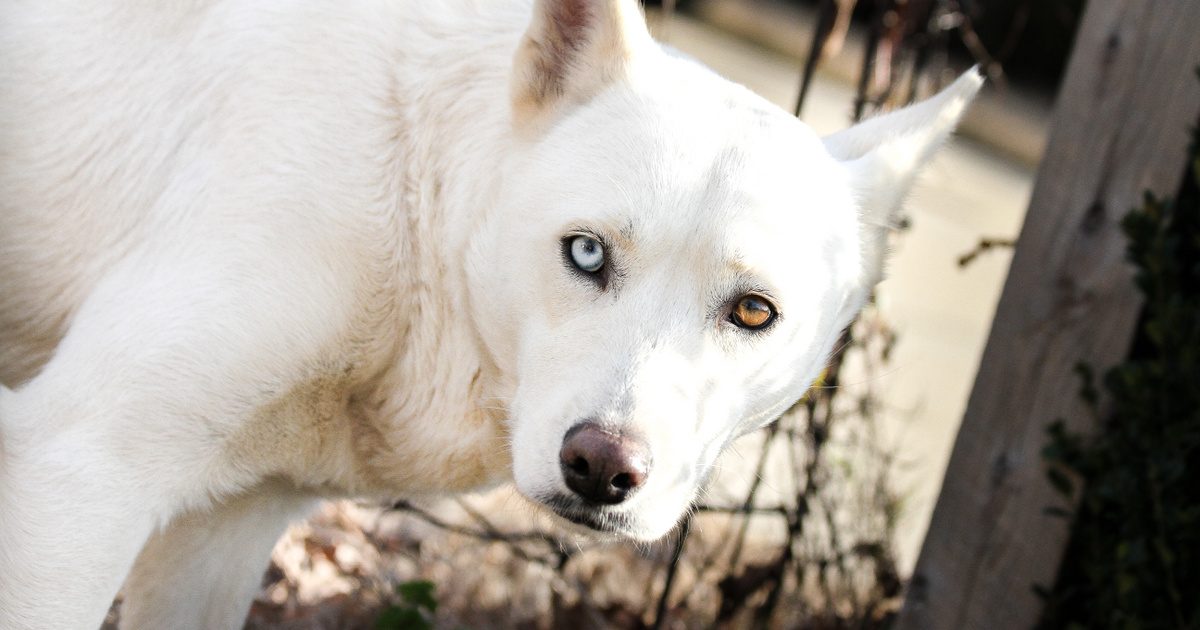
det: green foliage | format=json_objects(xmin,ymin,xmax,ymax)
[
  {"xmin": 1039, "ymin": 91, "xmax": 1200, "ymax": 629},
  {"xmin": 376, "ymin": 580, "xmax": 439, "ymax": 630}
]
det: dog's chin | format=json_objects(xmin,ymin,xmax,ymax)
[
  {"xmin": 545, "ymin": 508, "xmax": 629, "ymax": 541},
  {"xmin": 520, "ymin": 491, "xmax": 660, "ymax": 542}
]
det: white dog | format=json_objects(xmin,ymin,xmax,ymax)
[{"xmin": 0, "ymin": 0, "xmax": 980, "ymax": 627}]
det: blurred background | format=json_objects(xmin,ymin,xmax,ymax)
[{"xmin": 222, "ymin": 1, "xmax": 1101, "ymax": 628}]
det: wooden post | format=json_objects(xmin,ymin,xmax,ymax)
[{"xmin": 895, "ymin": 2, "xmax": 1200, "ymax": 629}]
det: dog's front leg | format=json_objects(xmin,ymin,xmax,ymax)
[
  {"xmin": 120, "ymin": 480, "xmax": 317, "ymax": 630},
  {"xmin": 0, "ymin": 384, "xmax": 170, "ymax": 630},
  {"xmin": 0, "ymin": 242, "xmax": 364, "ymax": 629}
]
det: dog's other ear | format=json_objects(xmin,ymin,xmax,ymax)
[
  {"xmin": 824, "ymin": 68, "xmax": 983, "ymax": 287},
  {"xmin": 512, "ymin": 0, "xmax": 652, "ymax": 130}
]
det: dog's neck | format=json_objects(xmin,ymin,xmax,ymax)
[{"xmin": 343, "ymin": 2, "xmax": 533, "ymax": 496}]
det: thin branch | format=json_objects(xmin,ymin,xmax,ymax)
[
  {"xmin": 957, "ymin": 237, "xmax": 1016, "ymax": 267},
  {"xmin": 388, "ymin": 501, "xmax": 575, "ymax": 567},
  {"xmin": 651, "ymin": 516, "xmax": 692, "ymax": 630}
]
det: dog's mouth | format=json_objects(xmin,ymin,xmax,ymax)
[{"xmin": 538, "ymin": 493, "xmax": 635, "ymax": 537}]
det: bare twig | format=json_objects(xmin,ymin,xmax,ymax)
[
  {"xmin": 724, "ymin": 421, "xmax": 782, "ymax": 573},
  {"xmin": 650, "ymin": 516, "xmax": 692, "ymax": 630},
  {"xmin": 957, "ymin": 236, "xmax": 1016, "ymax": 267},
  {"xmin": 388, "ymin": 500, "xmax": 575, "ymax": 567},
  {"xmin": 796, "ymin": 0, "xmax": 858, "ymax": 117}
]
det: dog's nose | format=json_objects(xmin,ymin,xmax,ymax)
[{"xmin": 559, "ymin": 422, "xmax": 651, "ymax": 505}]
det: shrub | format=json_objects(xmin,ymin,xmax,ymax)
[{"xmin": 1039, "ymin": 76, "xmax": 1200, "ymax": 630}]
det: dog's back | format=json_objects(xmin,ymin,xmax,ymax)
[
  {"xmin": 0, "ymin": 3, "xmax": 168, "ymax": 383},
  {"xmin": 0, "ymin": 0, "xmax": 518, "ymax": 386}
]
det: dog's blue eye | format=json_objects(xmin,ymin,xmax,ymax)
[{"xmin": 569, "ymin": 235, "xmax": 604, "ymax": 273}]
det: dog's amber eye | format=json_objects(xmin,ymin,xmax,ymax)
[{"xmin": 731, "ymin": 295, "xmax": 776, "ymax": 330}]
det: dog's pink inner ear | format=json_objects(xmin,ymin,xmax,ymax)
[
  {"xmin": 511, "ymin": 0, "xmax": 650, "ymax": 128},
  {"xmin": 822, "ymin": 68, "xmax": 983, "ymax": 291}
]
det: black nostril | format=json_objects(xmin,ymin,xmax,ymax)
[
  {"xmin": 568, "ymin": 456, "xmax": 589, "ymax": 476},
  {"xmin": 610, "ymin": 472, "xmax": 633, "ymax": 491},
  {"xmin": 559, "ymin": 421, "xmax": 652, "ymax": 506}
]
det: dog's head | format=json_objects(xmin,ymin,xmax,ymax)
[{"xmin": 467, "ymin": 0, "xmax": 981, "ymax": 540}]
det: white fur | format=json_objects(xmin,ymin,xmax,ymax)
[{"xmin": 0, "ymin": 0, "xmax": 980, "ymax": 627}]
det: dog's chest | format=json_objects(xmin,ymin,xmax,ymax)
[{"xmin": 220, "ymin": 343, "xmax": 510, "ymax": 498}]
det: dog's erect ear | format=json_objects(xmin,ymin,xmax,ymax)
[
  {"xmin": 512, "ymin": 0, "xmax": 652, "ymax": 129},
  {"xmin": 824, "ymin": 68, "xmax": 983, "ymax": 287}
]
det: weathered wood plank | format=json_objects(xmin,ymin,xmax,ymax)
[{"xmin": 895, "ymin": 2, "xmax": 1200, "ymax": 629}]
